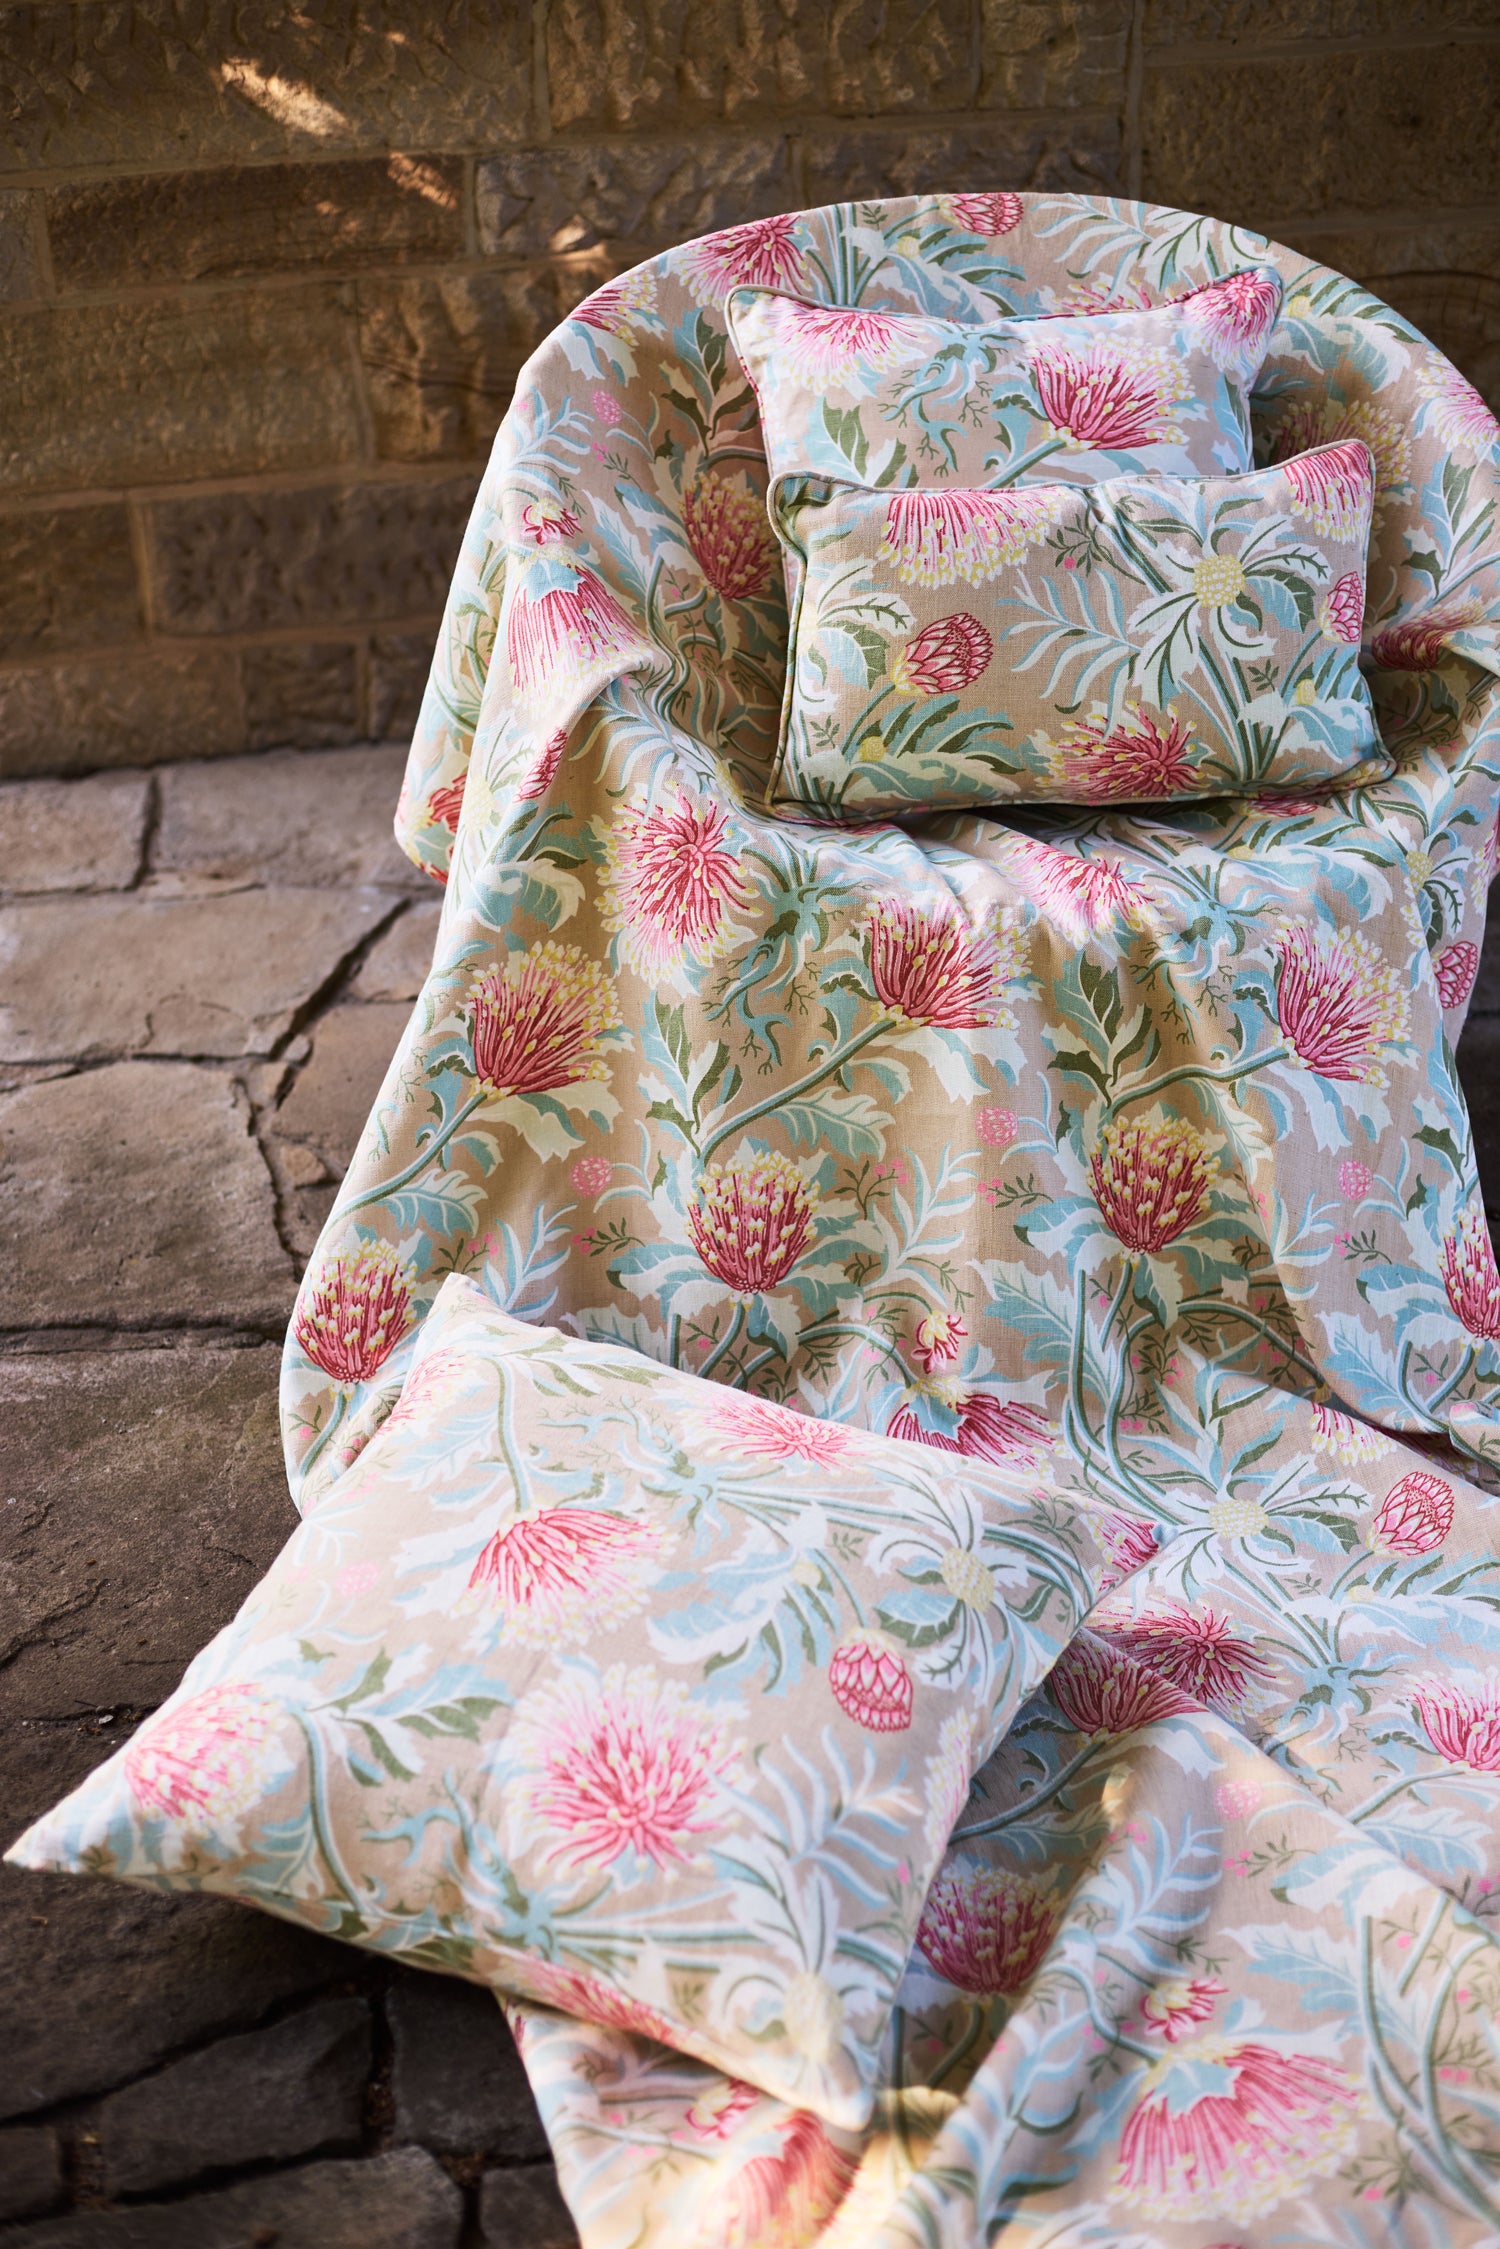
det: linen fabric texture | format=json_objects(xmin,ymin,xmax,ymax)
[
  {"xmin": 9, "ymin": 1273, "xmax": 1117, "ymax": 2131},
  {"xmin": 769, "ymin": 443, "xmax": 1389, "ymax": 818}
]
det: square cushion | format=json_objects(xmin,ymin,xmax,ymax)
[
  {"xmin": 727, "ymin": 270, "xmax": 1284, "ymax": 495},
  {"xmin": 8, "ymin": 1274, "xmax": 1118, "ymax": 2132},
  {"xmin": 767, "ymin": 443, "xmax": 1388, "ymax": 819}
]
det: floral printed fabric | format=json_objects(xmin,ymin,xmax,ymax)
[
  {"xmin": 265, "ymin": 188, "xmax": 1500, "ymax": 2238},
  {"xmin": 770, "ymin": 444, "xmax": 1388, "ymax": 819},
  {"xmin": 9, "ymin": 1275, "xmax": 1119, "ymax": 2132}
]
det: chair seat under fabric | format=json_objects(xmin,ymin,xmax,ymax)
[{"xmin": 278, "ymin": 196, "xmax": 1500, "ymax": 2244}]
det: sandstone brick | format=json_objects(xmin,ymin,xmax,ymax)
[
  {"xmin": 146, "ymin": 477, "xmax": 476, "ymax": 637},
  {"xmin": 0, "ymin": 889, "xmax": 392, "ymax": 1062},
  {"xmin": 804, "ymin": 115, "xmax": 1124, "ymax": 209},
  {"xmin": 271, "ymin": 1001, "xmax": 414, "ymax": 1175},
  {"xmin": 1144, "ymin": 0, "xmax": 1498, "ymax": 43},
  {"xmin": 358, "ymin": 273, "xmax": 571, "ymax": 461},
  {"xmin": 0, "ymin": 2124, "xmax": 59, "ymax": 2222},
  {"xmin": 0, "ymin": 4, "xmax": 532, "ymax": 173},
  {"xmin": 369, "ymin": 628, "xmax": 438, "ymax": 740},
  {"xmin": 46, "ymin": 156, "xmax": 464, "ymax": 292},
  {"xmin": 352, "ymin": 902, "xmax": 442, "ymax": 1000},
  {"xmin": 153, "ymin": 742, "xmax": 423, "ymax": 890},
  {"xmin": 246, "ymin": 639, "xmax": 363, "ymax": 751},
  {"xmin": 1141, "ymin": 44, "xmax": 1500, "ymax": 224},
  {"xmin": 0, "ymin": 772, "xmax": 150, "ymax": 897},
  {"xmin": 478, "ymin": 2165, "xmax": 579, "ymax": 2249},
  {"xmin": 0, "ymin": 1345, "xmax": 293, "ymax": 1720},
  {"xmin": 0, "ymin": 648, "xmax": 246, "ymax": 782},
  {"xmin": 0, "ymin": 506, "xmax": 141, "ymax": 661},
  {"xmin": 0, "ymin": 188, "xmax": 41, "ymax": 302},
  {"xmin": 0, "ymin": 287, "xmax": 364, "ymax": 495},
  {"xmin": 389, "ymin": 1973, "xmax": 549, "ymax": 2162},
  {"xmin": 0, "ymin": 1061, "xmax": 294, "ymax": 1330},
  {"xmin": 476, "ymin": 138, "xmax": 793, "ymax": 259},
  {"xmin": 980, "ymin": 0, "xmax": 1129, "ymax": 110},
  {"xmin": 99, "ymin": 1998, "xmax": 371, "ymax": 2195}
]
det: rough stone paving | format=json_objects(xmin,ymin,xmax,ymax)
[{"xmin": 0, "ymin": 744, "xmax": 578, "ymax": 2245}]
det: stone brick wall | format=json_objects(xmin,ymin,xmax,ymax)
[{"xmin": 1, "ymin": 1, "xmax": 1498, "ymax": 780}]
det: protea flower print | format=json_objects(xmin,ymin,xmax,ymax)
[
  {"xmin": 1368, "ymin": 1470, "xmax": 1454, "ymax": 1557},
  {"xmin": 913, "ymin": 1308, "xmax": 967, "ymax": 1372},
  {"xmin": 1098, "ymin": 1512, "xmax": 1161, "ymax": 1591},
  {"xmin": 1436, "ymin": 940, "xmax": 1479, "ymax": 1010},
  {"xmin": 975, "ymin": 1104, "xmax": 1018, "ymax": 1148},
  {"xmin": 1090, "ymin": 1117, "xmax": 1216, "ymax": 1253},
  {"xmin": 516, "ymin": 726, "xmax": 567, "ymax": 801},
  {"xmin": 506, "ymin": 565, "xmax": 639, "ymax": 696},
  {"xmin": 1440, "ymin": 1207, "xmax": 1500, "ymax": 1338},
  {"xmin": 1009, "ymin": 837, "xmax": 1150, "ymax": 939},
  {"xmin": 1370, "ymin": 597, "xmax": 1483, "ymax": 670},
  {"xmin": 470, "ymin": 943, "xmax": 619, "ymax": 1101},
  {"xmin": 866, "ymin": 898, "xmax": 1020, "ymax": 1029},
  {"xmin": 682, "ymin": 473, "xmax": 777, "ymax": 602},
  {"xmin": 1140, "ymin": 1974, "xmax": 1227, "ymax": 2043},
  {"xmin": 571, "ymin": 266, "xmax": 656, "ymax": 335},
  {"xmin": 468, "ymin": 1508, "xmax": 656, "ymax": 1641},
  {"xmin": 124, "ymin": 1685, "xmax": 287, "ymax": 1825},
  {"xmin": 711, "ymin": 2109, "xmax": 857, "ymax": 2249},
  {"xmin": 827, "ymin": 1633, "xmax": 913, "ymax": 1733},
  {"xmin": 509, "ymin": 1663, "xmax": 737, "ymax": 1873},
  {"xmin": 915, "ymin": 1866, "xmax": 1058, "ymax": 1996},
  {"xmin": 1095, "ymin": 1605, "xmax": 1275, "ymax": 1715},
  {"xmin": 775, "ymin": 299, "xmax": 928, "ymax": 389},
  {"xmin": 1029, "ymin": 340, "xmax": 1189, "ymax": 451},
  {"xmin": 294, "ymin": 1239, "xmax": 413, "ymax": 1386},
  {"xmin": 889, "ymin": 612, "xmax": 993, "ymax": 695},
  {"xmin": 1054, "ymin": 706, "xmax": 1197, "ymax": 800},
  {"xmin": 680, "ymin": 211, "xmax": 805, "ymax": 304},
  {"xmin": 1275, "ymin": 925, "xmax": 1408, "ymax": 1083},
  {"xmin": 944, "ymin": 190, "xmax": 1023, "ymax": 236},
  {"xmin": 1050, "ymin": 1635, "xmax": 1196, "ymax": 1734},
  {"xmin": 702, "ymin": 1392, "xmax": 855, "ymax": 1464},
  {"xmin": 1280, "ymin": 439, "xmax": 1373, "ymax": 541},
  {"xmin": 425, "ymin": 774, "xmax": 466, "ymax": 831},
  {"xmin": 1269, "ymin": 394, "xmax": 1409, "ymax": 502},
  {"xmin": 1181, "ymin": 269, "xmax": 1281, "ymax": 375},
  {"xmin": 1412, "ymin": 1674, "xmax": 1500, "ymax": 1771},
  {"xmin": 601, "ymin": 790, "xmax": 750, "ymax": 978},
  {"xmin": 1113, "ymin": 2039, "xmax": 1361, "ymax": 2219},
  {"xmin": 518, "ymin": 1959, "xmax": 678, "ymax": 2047},
  {"xmin": 1319, "ymin": 571, "xmax": 1364, "ymax": 643},
  {"xmin": 880, "ymin": 486, "xmax": 1062, "ymax": 587},
  {"xmin": 1416, "ymin": 358, "xmax": 1500, "ymax": 458},
  {"xmin": 687, "ymin": 1149, "xmax": 818, "ymax": 1295}
]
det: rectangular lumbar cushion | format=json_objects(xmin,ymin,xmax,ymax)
[{"xmin": 7, "ymin": 1273, "xmax": 1117, "ymax": 2132}]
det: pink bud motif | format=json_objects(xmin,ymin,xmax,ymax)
[
  {"xmin": 889, "ymin": 613, "xmax": 993, "ymax": 696},
  {"xmin": 828, "ymin": 1634, "xmax": 913, "ymax": 1733},
  {"xmin": 1436, "ymin": 942, "xmax": 1479, "ymax": 1011},
  {"xmin": 1369, "ymin": 1471, "xmax": 1454, "ymax": 1557}
]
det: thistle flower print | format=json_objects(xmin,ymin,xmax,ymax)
[
  {"xmin": 519, "ymin": 1959, "xmax": 678, "ymax": 2047},
  {"xmin": 1368, "ymin": 1470, "xmax": 1454, "ymax": 1557},
  {"xmin": 1440, "ymin": 1207, "xmax": 1500, "ymax": 1338},
  {"xmin": 1181, "ymin": 269, "xmax": 1281, "ymax": 377},
  {"xmin": 294, "ymin": 1240, "xmax": 413, "ymax": 1386},
  {"xmin": 509, "ymin": 1663, "xmax": 737, "ymax": 1874},
  {"xmin": 682, "ymin": 474, "xmax": 777, "ymax": 602},
  {"xmin": 1112, "ymin": 2040, "xmax": 1362, "ymax": 2220},
  {"xmin": 828, "ymin": 1634, "xmax": 913, "ymax": 1733},
  {"xmin": 889, "ymin": 613, "xmax": 993, "ymax": 695},
  {"xmin": 954, "ymin": 1394, "xmax": 1052, "ymax": 1468},
  {"xmin": 1269, "ymin": 395, "xmax": 1409, "ymax": 504},
  {"xmin": 687, "ymin": 1149, "xmax": 818, "ymax": 1296},
  {"xmin": 707, "ymin": 2110, "xmax": 857, "ymax": 2249},
  {"xmin": 1029, "ymin": 339, "xmax": 1189, "ymax": 452},
  {"xmin": 1280, "ymin": 440, "xmax": 1373, "ymax": 541},
  {"xmin": 470, "ymin": 944, "xmax": 619, "ymax": 1101},
  {"xmin": 1050, "ymin": 1636, "xmax": 1196, "ymax": 1734},
  {"xmin": 1009, "ymin": 837, "xmax": 1151, "ymax": 940},
  {"xmin": 680, "ymin": 212, "xmax": 805, "ymax": 306},
  {"xmin": 915, "ymin": 1866, "xmax": 1058, "ymax": 1996},
  {"xmin": 425, "ymin": 774, "xmax": 466, "ymax": 832},
  {"xmin": 1319, "ymin": 571, "xmax": 1364, "ymax": 643},
  {"xmin": 880, "ymin": 487, "xmax": 1063, "ymax": 588},
  {"xmin": 1053, "ymin": 706, "xmax": 1197, "ymax": 801},
  {"xmin": 1095, "ymin": 1605, "xmax": 1276, "ymax": 1716},
  {"xmin": 1371, "ymin": 596, "xmax": 1483, "ymax": 670},
  {"xmin": 1098, "ymin": 1512, "xmax": 1161, "ymax": 1591},
  {"xmin": 700, "ymin": 1391, "xmax": 856, "ymax": 1464},
  {"xmin": 571, "ymin": 267, "xmax": 657, "ymax": 335},
  {"xmin": 506, "ymin": 566, "xmax": 640, "ymax": 696},
  {"xmin": 866, "ymin": 898, "xmax": 1022, "ymax": 1029},
  {"xmin": 1412, "ymin": 1674, "xmax": 1500, "ymax": 1772},
  {"xmin": 124, "ymin": 1685, "xmax": 288, "ymax": 1827},
  {"xmin": 1436, "ymin": 941, "xmax": 1479, "ymax": 1010},
  {"xmin": 1275, "ymin": 926, "xmax": 1408, "ymax": 1084},
  {"xmin": 773, "ymin": 300, "xmax": 929, "ymax": 390},
  {"xmin": 1090, "ymin": 1117, "xmax": 1217, "ymax": 1254},
  {"xmin": 468, "ymin": 1508, "xmax": 657, "ymax": 1642},
  {"xmin": 515, "ymin": 726, "xmax": 567, "ymax": 801},
  {"xmin": 601, "ymin": 791, "xmax": 750, "ymax": 979},
  {"xmin": 1139, "ymin": 1974, "xmax": 1227, "ymax": 2043},
  {"xmin": 1310, "ymin": 1400, "xmax": 1394, "ymax": 1464},
  {"xmin": 943, "ymin": 191, "xmax": 1023, "ymax": 237},
  {"xmin": 1416, "ymin": 358, "xmax": 1500, "ymax": 459}
]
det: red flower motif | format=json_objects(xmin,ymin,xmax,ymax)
[
  {"xmin": 520, "ymin": 500, "xmax": 583, "ymax": 546},
  {"xmin": 1055, "ymin": 706, "xmax": 1198, "ymax": 800},
  {"xmin": 715, "ymin": 2110, "xmax": 858, "ymax": 2249},
  {"xmin": 890, "ymin": 613, "xmax": 993, "ymax": 695},
  {"xmin": 1369, "ymin": 1470, "xmax": 1454, "ymax": 1557},
  {"xmin": 703, "ymin": 1393, "xmax": 855, "ymax": 1464},
  {"xmin": 1440, "ymin": 1207, "xmax": 1500, "ymax": 1340},
  {"xmin": 1319, "ymin": 570, "xmax": 1365, "ymax": 644},
  {"xmin": 1140, "ymin": 1974, "xmax": 1227, "ymax": 2043},
  {"xmin": 124, "ymin": 1685, "xmax": 285, "ymax": 1824},
  {"xmin": 506, "ymin": 567, "xmax": 639, "ymax": 696},
  {"xmin": 913, "ymin": 1309, "xmax": 968, "ymax": 1373},
  {"xmin": 570, "ymin": 1154, "xmax": 613, "ymax": 1196},
  {"xmin": 866, "ymin": 898, "xmax": 1013, "ymax": 1028},
  {"xmin": 1009, "ymin": 837, "xmax": 1150, "ymax": 938},
  {"xmin": 602, "ymin": 790, "xmax": 750, "ymax": 976},
  {"xmin": 686, "ymin": 211, "xmax": 805, "ymax": 298},
  {"xmin": 294, "ymin": 1240, "xmax": 413, "ymax": 1386},
  {"xmin": 1114, "ymin": 2039, "xmax": 1361, "ymax": 2219},
  {"xmin": 1090, "ymin": 1117, "xmax": 1215, "ymax": 1253},
  {"xmin": 1050, "ymin": 1635, "xmax": 1196, "ymax": 1734},
  {"xmin": 1370, "ymin": 598, "xmax": 1483, "ymax": 671},
  {"xmin": 1412, "ymin": 1674, "xmax": 1500, "ymax": 1772},
  {"xmin": 1275, "ymin": 926, "xmax": 1406, "ymax": 1083},
  {"xmin": 954, "ymin": 1393, "xmax": 1052, "ymax": 1467},
  {"xmin": 916, "ymin": 1866, "xmax": 1057, "ymax": 1996},
  {"xmin": 881, "ymin": 485, "xmax": 1062, "ymax": 587},
  {"xmin": 1182, "ymin": 269, "xmax": 1281, "ymax": 372},
  {"xmin": 1281, "ymin": 439, "xmax": 1373, "ymax": 541},
  {"xmin": 1094, "ymin": 1605, "xmax": 1276, "ymax": 1715},
  {"xmin": 1098, "ymin": 1512, "xmax": 1161, "ymax": 1592},
  {"xmin": 1436, "ymin": 940, "xmax": 1479, "ymax": 1010},
  {"xmin": 519, "ymin": 1958, "xmax": 678, "ymax": 2047},
  {"xmin": 516, "ymin": 727, "xmax": 567, "ymax": 801},
  {"xmin": 1030, "ymin": 340, "xmax": 1187, "ymax": 451},
  {"xmin": 687, "ymin": 1149, "xmax": 817, "ymax": 1295},
  {"xmin": 976, "ymin": 1104, "xmax": 1018, "ymax": 1148},
  {"xmin": 828, "ymin": 1633, "xmax": 913, "ymax": 1733},
  {"xmin": 682, "ymin": 473, "xmax": 777, "ymax": 602},
  {"xmin": 944, "ymin": 191, "xmax": 1024, "ymax": 237},
  {"xmin": 470, "ymin": 943, "xmax": 618, "ymax": 1101},
  {"xmin": 425, "ymin": 774, "xmax": 467, "ymax": 831},
  {"xmin": 1338, "ymin": 1158, "xmax": 1373, "ymax": 1200},
  {"xmin": 468, "ymin": 1508, "xmax": 652, "ymax": 1637}
]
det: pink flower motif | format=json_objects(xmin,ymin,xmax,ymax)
[
  {"xmin": 520, "ymin": 500, "xmax": 583, "ymax": 546},
  {"xmin": 866, "ymin": 898, "xmax": 1016, "ymax": 1028},
  {"xmin": 516, "ymin": 726, "xmax": 567, "ymax": 801},
  {"xmin": 944, "ymin": 191, "xmax": 1023, "ymax": 237},
  {"xmin": 684, "ymin": 2079, "xmax": 762, "ymax": 2141},
  {"xmin": 335, "ymin": 1560, "xmax": 380, "ymax": 1599},
  {"xmin": 913, "ymin": 1309, "xmax": 968, "ymax": 1373},
  {"xmin": 124, "ymin": 1685, "xmax": 286, "ymax": 1824},
  {"xmin": 890, "ymin": 612, "xmax": 993, "ymax": 695},
  {"xmin": 425, "ymin": 774, "xmax": 467, "ymax": 832},
  {"xmin": 592, "ymin": 387, "xmax": 623, "ymax": 425},
  {"xmin": 1440, "ymin": 1207, "xmax": 1500, "ymax": 1340},
  {"xmin": 881, "ymin": 486, "xmax": 1063, "ymax": 588},
  {"xmin": 703, "ymin": 1392, "xmax": 855, "ymax": 1464},
  {"xmin": 469, "ymin": 1509, "xmax": 655, "ymax": 1640},
  {"xmin": 1214, "ymin": 1776, "xmax": 1262, "ymax": 1821},
  {"xmin": 1054, "ymin": 706, "xmax": 1198, "ymax": 801},
  {"xmin": 1413, "ymin": 1675, "xmax": 1500, "ymax": 1771},
  {"xmin": 510, "ymin": 1663, "xmax": 736, "ymax": 1872},
  {"xmin": 769, "ymin": 297, "xmax": 928, "ymax": 389},
  {"xmin": 1416, "ymin": 358, "xmax": 1500, "ymax": 459},
  {"xmin": 1029, "ymin": 340, "xmax": 1189, "ymax": 452},
  {"xmin": 1338, "ymin": 1158, "xmax": 1373, "ymax": 1200},
  {"xmin": 1370, "ymin": 597, "xmax": 1483, "ymax": 671},
  {"xmin": 519, "ymin": 1958, "xmax": 678, "ymax": 2045},
  {"xmin": 976, "ymin": 1105, "xmax": 1018, "ymax": 1149},
  {"xmin": 506, "ymin": 566, "xmax": 641, "ymax": 696},
  {"xmin": 1140, "ymin": 1974, "xmax": 1228, "ymax": 2043},
  {"xmin": 828, "ymin": 1633, "xmax": 913, "ymax": 1732},
  {"xmin": 1181, "ymin": 269, "xmax": 1281, "ymax": 375},
  {"xmin": 1436, "ymin": 941, "xmax": 1479, "ymax": 1011},
  {"xmin": 601, "ymin": 790, "xmax": 751, "ymax": 977},
  {"xmin": 1094, "ymin": 1605, "xmax": 1276, "ymax": 1716},
  {"xmin": 571, "ymin": 268, "xmax": 656, "ymax": 336},
  {"xmin": 1050, "ymin": 1635, "xmax": 1197, "ymax": 1734},
  {"xmin": 1090, "ymin": 1117, "xmax": 1216, "ymax": 1254},
  {"xmin": 470, "ymin": 943, "xmax": 618, "ymax": 1101},
  {"xmin": 682, "ymin": 211, "xmax": 806, "ymax": 303},
  {"xmin": 1275, "ymin": 925, "xmax": 1407, "ymax": 1083},
  {"xmin": 1113, "ymin": 2040, "xmax": 1362, "ymax": 2219},
  {"xmin": 682, "ymin": 474, "xmax": 777, "ymax": 602},
  {"xmin": 1280, "ymin": 439, "xmax": 1373, "ymax": 542},
  {"xmin": 687, "ymin": 1149, "xmax": 817, "ymax": 1296},
  {"xmin": 1319, "ymin": 571, "xmax": 1365, "ymax": 644},
  {"xmin": 571, "ymin": 1155, "xmax": 614, "ymax": 1196},
  {"xmin": 714, "ymin": 2110, "xmax": 858, "ymax": 2247},
  {"xmin": 1009, "ymin": 837, "xmax": 1151, "ymax": 939},
  {"xmin": 1369, "ymin": 1470, "xmax": 1454, "ymax": 1557},
  {"xmin": 295, "ymin": 1240, "xmax": 413, "ymax": 1387},
  {"xmin": 916, "ymin": 1866, "xmax": 1058, "ymax": 1996},
  {"xmin": 954, "ymin": 1393, "xmax": 1052, "ymax": 1467},
  {"xmin": 1098, "ymin": 1513, "xmax": 1161, "ymax": 1592}
]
